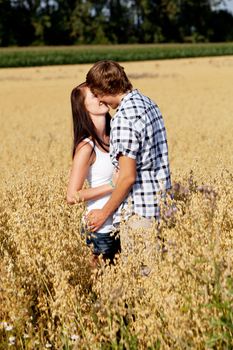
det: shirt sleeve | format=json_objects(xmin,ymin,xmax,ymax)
[
  {"xmin": 110, "ymin": 117, "xmax": 139, "ymax": 166},
  {"xmin": 155, "ymin": 128, "xmax": 171, "ymax": 191}
]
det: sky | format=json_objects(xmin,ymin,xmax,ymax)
[{"xmin": 217, "ymin": 0, "xmax": 233, "ymax": 13}]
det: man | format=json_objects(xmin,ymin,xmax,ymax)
[{"xmin": 86, "ymin": 60, "xmax": 171, "ymax": 258}]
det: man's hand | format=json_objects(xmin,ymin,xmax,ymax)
[
  {"xmin": 86, "ymin": 209, "xmax": 108, "ymax": 232},
  {"xmin": 86, "ymin": 156, "xmax": 136, "ymax": 232}
]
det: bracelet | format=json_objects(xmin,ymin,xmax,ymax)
[{"xmin": 109, "ymin": 180, "xmax": 116, "ymax": 189}]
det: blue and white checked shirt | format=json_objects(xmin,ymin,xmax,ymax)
[{"xmin": 110, "ymin": 89, "xmax": 171, "ymax": 225}]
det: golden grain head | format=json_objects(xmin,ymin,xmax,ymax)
[{"xmin": 0, "ymin": 57, "xmax": 233, "ymax": 349}]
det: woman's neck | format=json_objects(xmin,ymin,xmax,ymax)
[{"xmin": 90, "ymin": 114, "xmax": 107, "ymax": 140}]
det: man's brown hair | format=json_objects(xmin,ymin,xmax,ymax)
[{"xmin": 86, "ymin": 60, "xmax": 133, "ymax": 96}]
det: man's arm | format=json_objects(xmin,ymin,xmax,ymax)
[{"xmin": 86, "ymin": 155, "xmax": 136, "ymax": 231}]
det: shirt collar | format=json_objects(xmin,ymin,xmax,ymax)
[{"xmin": 116, "ymin": 89, "xmax": 138, "ymax": 112}]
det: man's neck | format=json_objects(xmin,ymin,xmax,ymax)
[{"xmin": 118, "ymin": 90, "xmax": 131, "ymax": 105}]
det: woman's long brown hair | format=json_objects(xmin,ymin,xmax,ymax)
[{"xmin": 70, "ymin": 82, "xmax": 111, "ymax": 159}]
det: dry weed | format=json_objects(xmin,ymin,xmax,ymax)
[{"xmin": 0, "ymin": 58, "xmax": 233, "ymax": 349}]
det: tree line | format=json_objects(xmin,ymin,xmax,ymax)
[{"xmin": 1, "ymin": 0, "xmax": 233, "ymax": 47}]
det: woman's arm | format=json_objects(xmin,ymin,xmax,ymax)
[
  {"xmin": 86, "ymin": 155, "xmax": 136, "ymax": 231},
  {"xmin": 66, "ymin": 142, "xmax": 115, "ymax": 204}
]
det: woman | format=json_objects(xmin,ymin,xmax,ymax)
[{"xmin": 67, "ymin": 82, "xmax": 120, "ymax": 264}]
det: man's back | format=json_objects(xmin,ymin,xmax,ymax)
[{"xmin": 110, "ymin": 89, "xmax": 171, "ymax": 223}]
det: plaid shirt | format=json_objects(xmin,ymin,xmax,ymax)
[{"xmin": 110, "ymin": 89, "xmax": 171, "ymax": 225}]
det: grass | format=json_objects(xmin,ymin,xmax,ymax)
[
  {"xmin": 0, "ymin": 43, "xmax": 233, "ymax": 67},
  {"xmin": 1, "ymin": 57, "xmax": 233, "ymax": 349}
]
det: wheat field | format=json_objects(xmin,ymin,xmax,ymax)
[{"xmin": 0, "ymin": 57, "xmax": 233, "ymax": 349}]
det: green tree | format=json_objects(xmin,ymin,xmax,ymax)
[
  {"xmin": 0, "ymin": 0, "xmax": 36, "ymax": 45},
  {"xmin": 0, "ymin": 0, "xmax": 14, "ymax": 46},
  {"xmin": 177, "ymin": 0, "xmax": 214, "ymax": 42},
  {"xmin": 0, "ymin": 0, "xmax": 232, "ymax": 46},
  {"xmin": 70, "ymin": 1, "xmax": 104, "ymax": 44}
]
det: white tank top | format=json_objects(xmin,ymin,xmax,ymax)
[{"xmin": 85, "ymin": 138, "xmax": 114, "ymax": 233}]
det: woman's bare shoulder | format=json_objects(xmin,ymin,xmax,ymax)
[{"xmin": 74, "ymin": 138, "xmax": 94, "ymax": 157}]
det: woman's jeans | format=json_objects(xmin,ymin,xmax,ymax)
[{"xmin": 85, "ymin": 230, "xmax": 121, "ymax": 260}]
